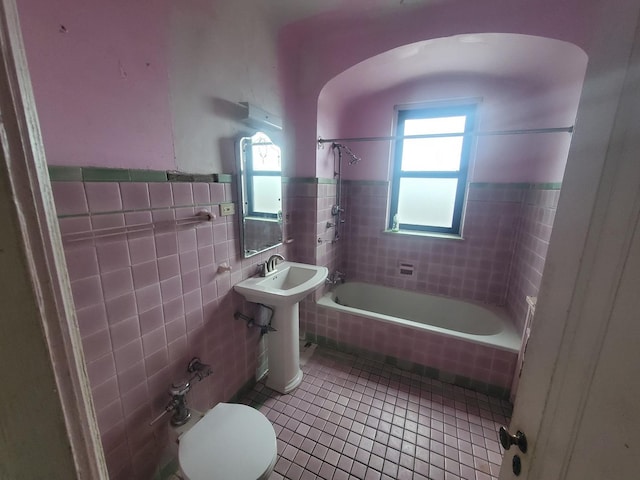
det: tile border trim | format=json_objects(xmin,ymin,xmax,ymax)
[{"xmin": 48, "ymin": 166, "xmax": 233, "ymax": 183}]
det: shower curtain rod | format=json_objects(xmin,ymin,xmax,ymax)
[{"xmin": 318, "ymin": 125, "xmax": 574, "ymax": 145}]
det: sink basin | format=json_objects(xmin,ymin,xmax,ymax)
[{"xmin": 234, "ymin": 261, "xmax": 328, "ymax": 307}]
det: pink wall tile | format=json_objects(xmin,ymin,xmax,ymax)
[
  {"xmin": 71, "ymin": 276, "xmax": 104, "ymax": 310},
  {"xmin": 128, "ymin": 236, "xmax": 156, "ymax": 265},
  {"xmin": 139, "ymin": 306, "xmax": 164, "ymax": 335},
  {"xmin": 155, "ymin": 232, "xmax": 178, "ymax": 258},
  {"xmin": 142, "ymin": 327, "xmax": 167, "ymax": 357},
  {"xmin": 64, "ymin": 245, "xmax": 99, "ymax": 281},
  {"xmin": 162, "ymin": 297, "xmax": 184, "ymax": 323},
  {"xmin": 76, "ymin": 304, "xmax": 109, "ymax": 337},
  {"xmin": 52, "ymin": 182, "xmax": 88, "ymax": 216},
  {"xmin": 196, "ymin": 226, "xmax": 214, "ymax": 247},
  {"xmin": 85, "ymin": 183, "xmax": 123, "ymax": 213},
  {"xmin": 145, "ymin": 348, "xmax": 169, "ymax": 378},
  {"xmin": 117, "ymin": 361, "xmax": 147, "ymax": 395},
  {"xmin": 82, "ymin": 328, "xmax": 113, "ymax": 363},
  {"xmin": 181, "ymin": 271, "xmax": 200, "ymax": 295},
  {"xmin": 105, "ymin": 293, "xmax": 138, "ymax": 326},
  {"xmin": 59, "ymin": 216, "xmax": 92, "ymax": 236},
  {"xmin": 160, "ymin": 276, "xmax": 183, "ymax": 303},
  {"xmin": 210, "ymin": 184, "xmax": 225, "ymax": 204},
  {"xmin": 92, "ymin": 377, "xmax": 121, "ymax": 412},
  {"xmin": 120, "ymin": 183, "xmax": 150, "ymax": 210},
  {"xmin": 132, "ymin": 261, "xmax": 159, "ymax": 290},
  {"xmin": 193, "ymin": 183, "xmax": 210, "ymax": 204},
  {"xmin": 120, "ymin": 383, "xmax": 149, "ymax": 417},
  {"xmin": 113, "ymin": 339, "xmax": 144, "ymax": 373},
  {"xmin": 52, "ymin": 179, "xmax": 261, "ymax": 478},
  {"xmin": 148, "ymin": 183, "xmax": 173, "ymax": 208},
  {"xmin": 172, "ymin": 183, "xmax": 193, "ymax": 206},
  {"xmin": 86, "ymin": 353, "xmax": 116, "ymax": 387},
  {"xmin": 178, "ymin": 229, "xmax": 197, "ymax": 253},
  {"xmin": 135, "ymin": 284, "xmax": 162, "ymax": 313},
  {"xmin": 165, "ymin": 318, "xmax": 186, "ymax": 344},
  {"xmin": 101, "ymin": 268, "xmax": 134, "ymax": 302},
  {"xmin": 96, "ymin": 241, "xmax": 131, "ymax": 273},
  {"xmin": 158, "ymin": 255, "xmax": 180, "ymax": 280},
  {"xmin": 179, "ymin": 250, "xmax": 199, "ymax": 274},
  {"xmin": 110, "ymin": 316, "xmax": 141, "ymax": 350}
]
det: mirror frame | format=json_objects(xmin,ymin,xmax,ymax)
[{"xmin": 236, "ymin": 131, "xmax": 283, "ymax": 258}]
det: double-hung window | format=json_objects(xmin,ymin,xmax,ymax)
[{"xmin": 389, "ymin": 104, "xmax": 476, "ymax": 235}]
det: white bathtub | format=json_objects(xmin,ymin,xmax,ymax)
[
  {"xmin": 310, "ymin": 281, "xmax": 520, "ymax": 393},
  {"xmin": 317, "ymin": 282, "xmax": 520, "ymax": 353}
]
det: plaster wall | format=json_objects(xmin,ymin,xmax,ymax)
[
  {"xmin": 17, "ymin": 0, "xmax": 175, "ymax": 170},
  {"xmin": 321, "ymin": 75, "xmax": 578, "ymax": 183},
  {"xmin": 279, "ymin": 0, "xmax": 600, "ymax": 178},
  {"xmin": 168, "ymin": 0, "xmax": 283, "ymax": 173},
  {"xmin": 17, "ymin": 0, "xmax": 284, "ymax": 174}
]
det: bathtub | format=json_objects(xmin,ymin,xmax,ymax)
[{"xmin": 311, "ymin": 282, "xmax": 521, "ymax": 394}]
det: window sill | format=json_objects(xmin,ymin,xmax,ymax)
[{"xmin": 382, "ymin": 229, "xmax": 465, "ymax": 241}]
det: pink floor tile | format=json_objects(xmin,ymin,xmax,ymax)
[{"xmin": 239, "ymin": 347, "xmax": 511, "ymax": 480}]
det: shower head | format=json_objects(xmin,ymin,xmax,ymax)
[{"xmin": 332, "ymin": 143, "xmax": 361, "ymax": 165}]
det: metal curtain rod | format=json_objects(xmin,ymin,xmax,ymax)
[
  {"xmin": 61, "ymin": 210, "xmax": 214, "ymax": 243},
  {"xmin": 318, "ymin": 126, "xmax": 574, "ymax": 145}
]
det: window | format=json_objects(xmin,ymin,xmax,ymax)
[
  {"xmin": 246, "ymin": 133, "xmax": 282, "ymax": 219},
  {"xmin": 389, "ymin": 104, "xmax": 476, "ymax": 235}
]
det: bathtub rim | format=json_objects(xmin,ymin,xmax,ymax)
[{"xmin": 316, "ymin": 282, "xmax": 521, "ymax": 354}]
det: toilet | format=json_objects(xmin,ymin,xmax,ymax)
[{"xmin": 177, "ymin": 403, "xmax": 277, "ymax": 480}]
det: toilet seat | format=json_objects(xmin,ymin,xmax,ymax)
[{"xmin": 178, "ymin": 403, "xmax": 277, "ymax": 480}]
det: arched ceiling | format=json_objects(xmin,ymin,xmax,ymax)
[
  {"xmin": 263, "ymin": 0, "xmax": 438, "ymax": 28},
  {"xmin": 321, "ymin": 33, "xmax": 588, "ymax": 105}
]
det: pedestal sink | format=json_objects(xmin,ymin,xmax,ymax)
[{"xmin": 234, "ymin": 262, "xmax": 328, "ymax": 393}]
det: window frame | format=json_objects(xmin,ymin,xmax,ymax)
[{"xmin": 389, "ymin": 104, "xmax": 477, "ymax": 235}]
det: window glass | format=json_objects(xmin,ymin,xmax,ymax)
[
  {"xmin": 251, "ymin": 176, "xmax": 281, "ymax": 214},
  {"xmin": 397, "ymin": 178, "xmax": 458, "ymax": 228},
  {"xmin": 389, "ymin": 104, "xmax": 476, "ymax": 235}
]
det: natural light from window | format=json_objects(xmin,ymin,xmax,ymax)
[{"xmin": 390, "ymin": 105, "xmax": 475, "ymax": 235}]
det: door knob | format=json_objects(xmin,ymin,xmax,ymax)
[{"xmin": 499, "ymin": 426, "xmax": 528, "ymax": 453}]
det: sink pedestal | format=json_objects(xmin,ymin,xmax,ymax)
[
  {"xmin": 266, "ymin": 303, "xmax": 303, "ymax": 394},
  {"xmin": 233, "ymin": 261, "xmax": 328, "ymax": 394}
]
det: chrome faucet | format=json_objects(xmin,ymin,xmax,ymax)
[
  {"xmin": 326, "ymin": 270, "xmax": 346, "ymax": 285},
  {"xmin": 260, "ymin": 254, "xmax": 285, "ymax": 277}
]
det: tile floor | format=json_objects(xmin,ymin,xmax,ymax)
[{"xmin": 241, "ymin": 347, "xmax": 512, "ymax": 480}]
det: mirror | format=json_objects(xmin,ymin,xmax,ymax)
[{"xmin": 236, "ymin": 131, "xmax": 283, "ymax": 258}]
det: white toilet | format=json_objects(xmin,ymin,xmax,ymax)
[{"xmin": 177, "ymin": 403, "xmax": 277, "ymax": 480}]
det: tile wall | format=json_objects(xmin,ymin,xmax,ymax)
[
  {"xmin": 505, "ymin": 188, "xmax": 560, "ymax": 330},
  {"xmin": 285, "ymin": 180, "xmax": 318, "ymax": 265},
  {"xmin": 52, "ymin": 177, "xmax": 290, "ymax": 480},
  {"xmin": 341, "ymin": 182, "xmax": 524, "ymax": 305},
  {"xmin": 298, "ymin": 181, "xmax": 559, "ymax": 397}
]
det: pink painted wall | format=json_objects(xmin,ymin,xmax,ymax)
[
  {"xmin": 328, "ymin": 74, "xmax": 581, "ymax": 183},
  {"xmin": 167, "ymin": 1, "xmax": 283, "ymax": 173},
  {"xmin": 17, "ymin": 0, "xmax": 284, "ymax": 174},
  {"xmin": 17, "ymin": 0, "xmax": 176, "ymax": 170},
  {"xmin": 279, "ymin": 0, "xmax": 600, "ymax": 178}
]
